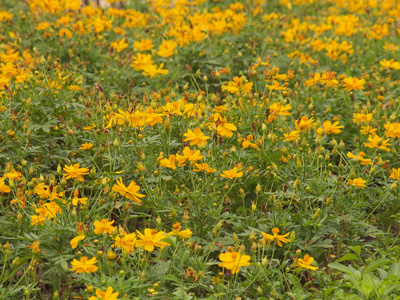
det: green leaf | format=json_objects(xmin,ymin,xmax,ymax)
[
  {"xmin": 60, "ymin": 258, "xmax": 69, "ymax": 272},
  {"xmin": 179, "ymin": 248, "xmax": 190, "ymax": 265},
  {"xmin": 164, "ymin": 274, "xmax": 180, "ymax": 283},
  {"xmin": 287, "ymin": 273, "xmax": 301, "ymax": 287},
  {"xmin": 361, "ymin": 274, "xmax": 373, "ymax": 297},
  {"xmin": 163, "ymin": 236, "xmax": 177, "ymax": 249},
  {"xmin": 173, "ymin": 287, "xmax": 193, "ymax": 300},
  {"xmin": 350, "ymin": 245, "xmax": 361, "ymax": 256},
  {"xmin": 328, "ymin": 262, "xmax": 355, "ymax": 275},
  {"xmin": 389, "ymin": 262, "xmax": 400, "ymax": 279},
  {"xmin": 336, "ymin": 253, "xmax": 361, "ymax": 263},
  {"xmin": 364, "ymin": 258, "xmax": 391, "ymax": 274}
]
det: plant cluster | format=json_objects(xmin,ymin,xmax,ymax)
[{"xmin": 1, "ymin": 0, "xmax": 400, "ymax": 299}]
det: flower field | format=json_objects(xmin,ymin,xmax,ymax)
[{"xmin": 1, "ymin": 0, "xmax": 400, "ymax": 298}]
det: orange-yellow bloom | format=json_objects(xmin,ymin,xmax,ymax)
[
  {"xmin": 93, "ymin": 286, "xmax": 119, "ymax": 300},
  {"xmin": 292, "ymin": 254, "xmax": 318, "ymax": 270},
  {"xmin": 342, "ymin": 77, "xmax": 365, "ymax": 91},
  {"xmin": 176, "ymin": 147, "xmax": 203, "ymax": 165},
  {"xmin": 364, "ymin": 135, "xmax": 391, "ymax": 152},
  {"xmin": 136, "ymin": 228, "xmax": 170, "ymax": 252},
  {"xmin": 218, "ymin": 247, "xmax": 251, "ymax": 274},
  {"xmin": 63, "ymin": 164, "xmax": 89, "ymax": 182},
  {"xmin": 183, "ymin": 128, "xmax": 210, "ymax": 147},
  {"xmin": 346, "ymin": 152, "xmax": 372, "ymax": 165},
  {"xmin": 220, "ymin": 167, "xmax": 243, "ymax": 179},
  {"xmin": 389, "ymin": 168, "xmax": 400, "ymax": 180},
  {"xmin": 169, "ymin": 222, "xmax": 192, "ymax": 239},
  {"xmin": 80, "ymin": 142, "xmax": 94, "ymax": 150},
  {"xmin": 113, "ymin": 232, "xmax": 137, "ymax": 254},
  {"xmin": 94, "ymin": 219, "xmax": 115, "ymax": 235},
  {"xmin": 348, "ymin": 177, "xmax": 366, "ymax": 188},
  {"xmin": 70, "ymin": 256, "xmax": 98, "ymax": 274},
  {"xmin": 70, "ymin": 235, "xmax": 86, "ymax": 249},
  {"xmin": 261, "ymin": 228, "xmax": 290, "ymax": 247},
  {"xmin": 112, "ymin": 178, "xmax": 145, "ymax": 205},
  {"xmin": 379, "ymin": 59, "xmax": 400, "ymax": 70}
]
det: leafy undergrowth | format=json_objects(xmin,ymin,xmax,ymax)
[{"xmin": 1, "ymin": 0, "xmax": 400, "ymax": 299}]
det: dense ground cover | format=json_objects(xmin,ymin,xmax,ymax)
[{"xmin": 1, "ymin": 0, "xmax": 400, "ymax": 299}]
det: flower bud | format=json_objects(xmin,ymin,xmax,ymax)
[
  {"xmin": 233, "ymin": 234, "xmax": 238, "ymax": 243},
  {"xmin": 293, "ymin": 179, "xmax": 300, "ymax": 189},
  {"xmin": 290, "ymin": 231, "xmax": 295, "ymax": 242},
  {"xmin": 339, "ymin": 139, "xmax": 345, "ymax": 150},
  {"xmin": 107, "ymin": 250, "xmax": 116, "ymax": 261},
  {"xmin": 262, "ymin": 257, "xmax": 268, "ymax": 265},
  {"xmin": 4, "ymin": 242, "xmax": 10, "ymax": 254},
  {"xmin": 255, "ymin": 184, "xmax": 262, "ymax": 194}
]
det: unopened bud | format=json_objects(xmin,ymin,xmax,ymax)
[{"xmin": 255, "ymin": 184, "xmax": 262, "ymax": 194}]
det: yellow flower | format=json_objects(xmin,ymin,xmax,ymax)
[
  {"xmin": 70, "ymin": 235, "xmax": 86, "ymax": 249},
  {"xmin": 384, "ymin": 122, "xmax": 400, "ymax": 139},
  {"xmin": 346, "ymin": 152, "xmax": 372, "ymax": 165},
  {"xmin": 269, "ymin": 102, "xmax": 292, "ymax": 116},
  {"xmin": 142, "ymin": 63, "xmax": 168, "ymax": 78},
  {"xmin": 292, "ymin": 254, "xmax": 318, "ymax": 270},
  {"xmin": 222, "ymin": 76, "xmax": 253, "ymax": 94},
  {"xmin": 389, "ymin": 168, "xmax": 400, "ymax": 180},
  {"xmin": 70, "ymin": 256, "xmax": 98, "ymax": 274},
  {"xmin": 134, "ymin": 38, "xmax": 154, "ymax": 51},
  {"xmin": 136, "ymin": 228, "xmax": 170, "ymax": 252},
  {"xmin": 80, "ymin": 142, "xmax": 94, "ymax": 150},
  {"xmin": 183, "ymin": 128, "xmax": 210, "ymax": 147},
  {"xmin": 360, "ymin": 125, "xmax": 377, "ymax": 136},
  {"xmin": 218, "ymin": 247, "xmax": 251, "ymax": 274},
  {"xmin": 176, "ymin": 147, "xmax": 203, "ymax": 165},
  {"xmin": 242, "ymin": 135, "xmax": 259, "ymax": 149},
  {"xmin": 169, "ymin": 222, "xmax": 192, "ymax": 239},
  {"xmin": 94, "ymin": 219, "xmax": 115, "ymax": 235},
  {"xmin": 113, "ymin": 232, "xmax": 137, "ymax": 254},
  {"xmin": 112, "ymin": 178, "xmax": 145, "ymax": 205},
  {"xmin": 110, "ymin": 39, "xmax": 128, "ymax": 53},
  {"xmin": 95, "ymin": 286, "xmax": 119, "ymax": 300},
  {"xmin": 266, "ymin": 80, "xmax": 286, "ymax": 90},
  {"xmin": 295, "ymin": 116, "xmax": 315, "ymax": 133},
  {"xmin": 348, "ymin": 177, "xmax": 366, "ymax": 188},
  {"xmin": 342, "ymin": 77, "xmax": 365, "ymax": 91},
  {"xmin": 321, "ymin": 120, "xmax": 344, "ymax": 135},
  {"xmin": 193, "ymin": 163, "xmax": 217, "ymax": 174},
  {"xmin": 36, "ymin": 21, "xmax": 50, "ymax": 30},
  {"xmin": 261, "ymin": 227, "xmax": 290, "ymax": 247},
  {"xmin": 131, "ymin": 53, "xmax": 154, "ymax": 71},
  {"xmin": 379, "ymin": 59, "xmax": 400, "ymax": 70},
  {"xmin": 216, "ymin": 119, "xmax": 237, "ymax": 138},
  {"xmin": 364, "ymin": 135, "xmax": 391, "ymax": 152},
  {"xmin": 160, "ymin": 154, "xmax": 179, "ymax": 169},
  {"xmin": 0, "ymin": 177, "xmax": 11, "ymax": 193},
  {"xmin": 157, "ymin": 40, "xmax": 178, "ymax": 58},
  {"xmin": 29, "ymin": 241, "xmax": 40, "ymax": 253},
  {"xmin": 353, "ymin": 112, "xmax": 374, "ymax": 123},
  {"xmin": 63, "ymin": 164, "xmax": 89, "ymax": 182},
  {"xmin": 220, "ymin": 167, "xmax": 243, "ymax": 179},
  {"xmin": 284, "ymin": 130, "xmax": 300, "ymax": 142}
]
